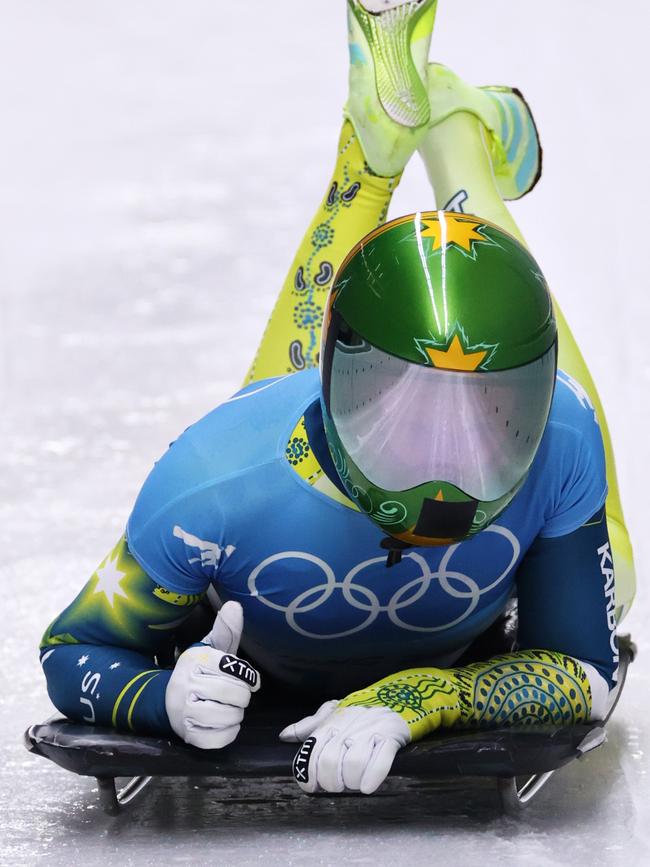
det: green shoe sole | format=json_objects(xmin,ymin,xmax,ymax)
[
  {"xmin": 345, "ymin": 0, "xmax": 439, "ymax": 176},
  {"xmin": 350, "ymin": 0, "xmax": 437, "ymax": 128}
]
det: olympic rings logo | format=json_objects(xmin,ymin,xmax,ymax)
[{"xmin": 247, "ymin": 525, "xmax": 520, "ymax": 639}]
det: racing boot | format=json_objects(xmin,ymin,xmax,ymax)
[
  {"xmin": 345, "ymin": 0, "xmax": 439, "ymax": 177},
  {"xmin": 425, "ymin": 63, "xmax": 543, "ymax": 200}
]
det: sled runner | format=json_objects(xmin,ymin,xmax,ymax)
[{"xmin": 24, "ymin": 637, "xmax": 634, "ymax": 817}]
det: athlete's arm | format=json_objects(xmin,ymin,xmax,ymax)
[
  {"xmin": 40, "ymin": 535, "xmax": 203, "ymax": 736},
  {"xmin": 282, "ymin": 632, "xmax": 600, "ymax": 795},
  {"xmin": 352, "ymin": 507, "xmax": 619, "ymax": 736},
  {"xmin": 282, "ymin": 509, "xmax": 618, "ymax": 795},
  {"xmin": 513, "ymin": 505, "xmax": 617, "ymax": 717}
]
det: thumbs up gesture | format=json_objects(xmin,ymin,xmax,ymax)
[{"xmin": 165, "ymin": 601, "xmax": 261, "ymax": 749}]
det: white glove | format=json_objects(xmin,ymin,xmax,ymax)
[
  {"xmin": 279, "ymin": 701, "xmax": 411, "ymax": 794},
  {"xmin": 165, "ymin": 600, "xmax": 260, "ymax": 749}
]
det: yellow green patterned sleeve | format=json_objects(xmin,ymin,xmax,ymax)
[{"xmin": 339, "ymin": 650, "xmax": 592, "ymax": 741}]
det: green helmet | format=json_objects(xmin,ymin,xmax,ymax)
[{"xmin": 320, "ymin": 210, "xmax": 557, "ymax": 547}]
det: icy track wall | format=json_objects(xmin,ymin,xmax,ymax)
[{"xmin": 1, "ymin": 1, "xmax": 649, "ymax": 865}]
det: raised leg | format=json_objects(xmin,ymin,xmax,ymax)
[
  {"xmin": 244, "ymin": 0, "xmax": 439, "ymax": 385},
  {"xmin": 419, "ymin": 104, "xmax": 635, "ymax": 621},
  {"xmin": 244, "ymin": 121, "xmax": 400, "ymax": 385}
]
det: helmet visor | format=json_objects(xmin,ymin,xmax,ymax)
[{"xmin": 328, "ymin": 338, "xmax": 556, "ymax": 502}]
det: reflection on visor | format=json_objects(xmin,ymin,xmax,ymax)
[{"xmin": 329, "ymin": 339, "xmax": 556, "ymax": 502}]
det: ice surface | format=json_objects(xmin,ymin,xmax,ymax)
[{"xmin": 1, "ymin": 1, "xmax": 649, "ymax": 864}]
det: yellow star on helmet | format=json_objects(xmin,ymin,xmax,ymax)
[
  {"xmin": 421, "ymin": 214, "xmax": 488, "ymax": 254},
  {"xmin": 426, "ymin": 334, "xmax": 488, "ymax": 372}
]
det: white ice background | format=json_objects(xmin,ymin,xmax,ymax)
[{"xmin": 1, "ymin": 1, "xmax": 649, "ymax": 864}]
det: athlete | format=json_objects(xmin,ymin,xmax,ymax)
[{"xmin": 40, "ymin": 0, "xmax": 635, "ymax": 796}]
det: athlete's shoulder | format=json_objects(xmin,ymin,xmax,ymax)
[
  {"xmin": 532, "ymin": 369, "xmax": 607, "ymax": 538},
  {"xmin": 126, "ymin": 371, "xmax": 320, "ymax": 591},
  {"xmin": 219, "ymin": 369, "xmax": 321, "ymax": 426},
  {"xmin": 139, "ymin": 370, "xmax": 319, "ymax": 489},
  {"xmin": 548, "ymin": 369, "xmax": 603, "ymax": 437},
  {"xmin": 182, "ymin": 370, "xmax": 319, "ymax": 471}
]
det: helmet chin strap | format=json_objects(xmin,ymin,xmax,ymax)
[
  {"xmin": 379, "ymin": 492, "xmax": 481, "ymax": 565},
  {"xmin": 380, "ymin": 536, "xmax": 412, "ymax": 568}
]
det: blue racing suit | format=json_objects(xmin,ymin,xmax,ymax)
[{"xmin": 40, "ymin": 368, "xmax": 618, "ymax": 735}]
